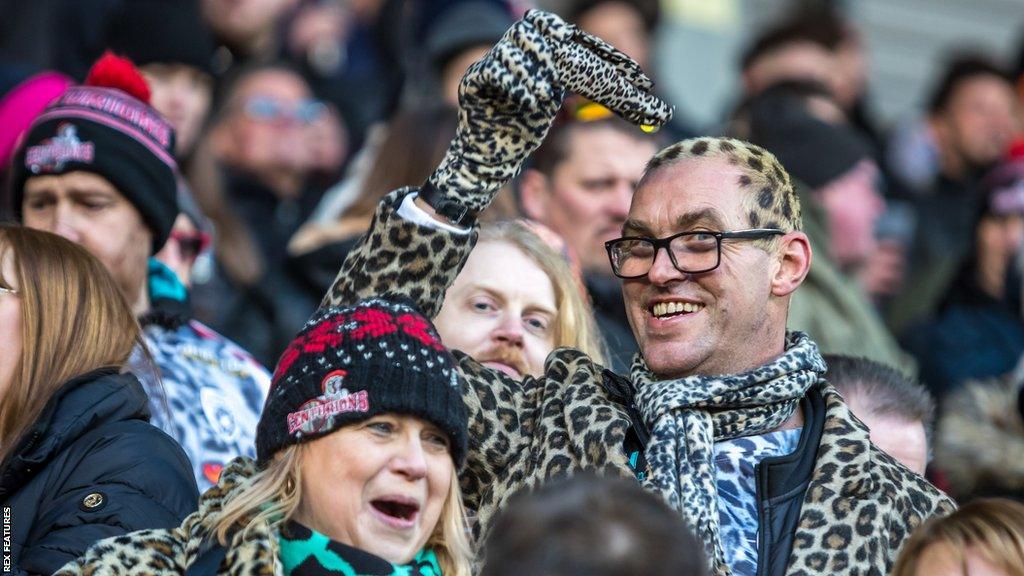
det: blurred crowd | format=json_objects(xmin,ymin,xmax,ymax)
[{"xmin": 3, "ymin": 0, "xmax": 1024, "ymax": 575}]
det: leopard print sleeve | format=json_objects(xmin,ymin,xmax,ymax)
[{"xmin": 320, "ymin": 188, "xmax": 477, "ymax": 317}]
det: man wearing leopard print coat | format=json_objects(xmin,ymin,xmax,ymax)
[{"xmin": 330, "ymin": 11, "xmax": 955, "ymax": 576}]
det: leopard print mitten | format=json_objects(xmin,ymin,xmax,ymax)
[{"xmin": 424, "ymin": 9, "xmax": 673, "ymax": 223}]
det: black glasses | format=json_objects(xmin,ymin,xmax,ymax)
[{"xmin": 605, "ymin": 228, "xmax": 785, "ymax": 279}]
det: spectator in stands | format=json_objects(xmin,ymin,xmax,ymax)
[
  {"xmin": 434, "ymin": 220, "xmax": 607, "ymax": 379},
  {"xmin": 892, "ymin": 498, "xmax": 1024, "ymax": 576},
  {"xmin": 888, "ymin": 55, "xmax": 1020, "ymax": 335},
  {"xmin": 0, "ymin": 225, "xmax": 197, "ymax": 575},
  {"xmin": 746, "ymin": 81, "xmax": 910, "ymax": 370},
  {"xmin": 824, "ymin": 355, "xmax": 935, "ymax": 476},
  {"xmin": 207, "ymin": 62, "xmax": 337, "ymax": 364},
  {"xmin": 906, "ymin": 159, "xmax": 1024, "ymax": 397},
  {"xmin": 481, "ymin": 473, "xmax": 708, "ymax": 576},
  {"xmin": 103, "ymin": 0, "xmax": 269, "ymax": 338},
  {"xmin": 519, "ymin": 112, "xmax": 659, "ymax": 371},
  {"xmin": 324, "ymin": 14, "xmax": 954, "ymax": 574},
  {"xmin": 8, "ymin": 54, "xmax": 270, "ymax": 492},
  {"xmin": 58, "ymin": 298, "xmax": 472, "ymax": 575}
]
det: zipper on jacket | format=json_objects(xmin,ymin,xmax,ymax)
[{"xmin": 754, "ymin": 460, "xmax": 770, "ymax": 576}]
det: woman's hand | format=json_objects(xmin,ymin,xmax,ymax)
[{"xmin": 423, "ymin": 9, "xmax": 673, "ymax": 225}]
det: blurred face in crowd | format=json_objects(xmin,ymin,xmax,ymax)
[
  {"xmin": 935, "ymin": 75, "xmax": 1018, "ymax": 171},
  {"xmin": 296, "ymin": 414, "xmax": 453, "ymax": 564},
  {"xmin": 434, "ymin": 240, "xmax": 557, "ymax": 380},
  {"xmin": 141, "ymin": 63, "xmax": 214, "ymax": 158},
  {"xmin": 201, "ymin": 0, "xmax": 298, "ymax": 52},
  {"xmin": 212, "ymin": 68, "xmax": 320, "ymax": 183},
  {"xmin": 743, "ymin": 41, "xmax": 836, "ymax": 96},
  {"xmin": 576, "ymin": 1, "xmax": 650, "ymax": 70},
  {"xmin": 621, "ymin": 156, "xmax": 809, "ymax": 378},
  {"xmin": 22, "ymin": 172, "xmax": 152, "ymax": 314},
  {"xmin": 521, "ymin": 125, "xmax": 657, "ymax": 274},
  {"xmin": 441, "ymin": 45, "xmax": 491, "ymax": 107},
  {"xmin": 156, "ymin": 214, "xmax": 208, "ymax": 287},
  {"xmin": 913, "ymin": 542, "xmax": 1008, "ymax": 576},
  {"xmin": 816, "ymin": 160, "xmax": 885, "ymax": 268},
  {"xmin": 0, "ymin": 248, "xmax": 21, "ymax": 401}
]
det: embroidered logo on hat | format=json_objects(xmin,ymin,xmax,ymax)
[
  {"xmin": 25, "ymin": 123, "xmax": 95, "ymax": 173},
  {"xmin": 286, "ymin": 369, "xmax": 370, "ymax": 435}
]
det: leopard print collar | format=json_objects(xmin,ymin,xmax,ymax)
[{"xmin": 631, "ymin": 331, "xmax": 826, "ymax": 576}]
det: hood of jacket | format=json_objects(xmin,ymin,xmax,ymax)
[{"xmin": 0, "ymin": 369, "xmax": 151, "ymax": 499}]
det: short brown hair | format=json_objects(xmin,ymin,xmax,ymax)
[
  {"xmin": 527, "ymin": 115, "xmax": 655, "ymax": 177},
  {"xmin": 891, "ymin": 498, "xmax": 1024, "ymax": 576},
  {"xmin": 642, "ymin": 137, "xmax": 802, "ymax": 234}
]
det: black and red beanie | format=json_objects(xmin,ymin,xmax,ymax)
[
  {"xmin": 256, "ymin": 298, "xmax": 468, "ymax": 467},
  {"xmin": 7, "ymin": 53, "xmax": 179, "ymax": 252}
]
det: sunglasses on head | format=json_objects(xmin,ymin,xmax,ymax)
[
  {"xmin": 169, "ymin": 230, "xmax": 212, "ymax": 260},
  {"xmin": 243, "ymin": 96, "xmax": 327, "ymax": 125}
]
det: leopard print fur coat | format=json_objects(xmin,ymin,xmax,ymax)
[{"xmin": 323, "ymin": 189, "xmax": 955, "ymax": 575}]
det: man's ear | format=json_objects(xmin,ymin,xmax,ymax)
[
  {"xmin": 771, "ymin": 231, "xmax": 812, "ymax": 297},
  {"xmin": 518, "ymin": 169, "xmax": 552, "ymax": 222}
]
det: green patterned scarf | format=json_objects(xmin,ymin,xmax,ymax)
[{"xmin": 279, "ymin": 520, "xmax": 442, "ymax": 576}]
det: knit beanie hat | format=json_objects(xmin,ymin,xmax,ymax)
[
  {"xmin": 7, "ymin": 53, "xmax": 179, "ymax": 252},
  {"xmin": 748, "ymin": 84, "xmax": 872, "ymax": 190},
  {"xmin": 256, "ymin": 298, "xmax": 468, "ymax": 467},
  {"xmin": 106, "ymin": 0, "xmax": 217, "ymax": 75}
]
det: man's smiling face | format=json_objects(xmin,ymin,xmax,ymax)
[{"xmin": 622, "ymin": 155, "xmax": 787, "ymax": 379}]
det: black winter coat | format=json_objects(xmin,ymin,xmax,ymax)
[{"xmin": 1, "ymin": 369, "xmax": 199, "ymax": 575}]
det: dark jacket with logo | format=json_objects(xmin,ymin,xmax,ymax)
[{"xmin": 1, "ymin": 369, "xmax": 198, "ymax": 575}]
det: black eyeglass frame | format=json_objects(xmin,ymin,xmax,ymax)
[{"xmin": 604, "ymin": 228, "xmax": 786, "ymax": 279}]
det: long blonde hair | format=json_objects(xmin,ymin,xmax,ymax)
[
  {"xmin": 891, "ymin": 498, "xmax": 1024, "ymax": 576},
  {"xmin": 211, "ymin": 445, "xmax": 473, "ymax": 575},
  {"xmin": 479, "ymin": 221, "xmax": 608, "ymax": 365},
  {"xmin": 0, "ymin": 225, "xmax": 141, "ymax": 464}
]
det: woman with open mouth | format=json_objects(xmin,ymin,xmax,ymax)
[{"xmin": 57, "ymin": 298, "xmax": 473, "ymax": 576}]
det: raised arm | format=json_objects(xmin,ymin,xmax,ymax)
[{"xmin": 320, "ymin": 9, "xmax": 672, "ymax": 314}]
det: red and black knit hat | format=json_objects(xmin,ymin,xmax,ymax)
[
  {"xmin": 256, "ymin": 298, "xmax": 468, "ymax": 467},
  {"xmin": 7, "ymin": 52, "xmax": 179, "ymax": 252}
]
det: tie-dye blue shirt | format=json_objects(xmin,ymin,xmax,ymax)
[{"xmin": 715, "ymin": 428, "xmax": 803, "ymax": 576}]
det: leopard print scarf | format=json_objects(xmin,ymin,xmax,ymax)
[{"xmin": 632, "ymin": 331, "xmax": 826, "ymax": 576}]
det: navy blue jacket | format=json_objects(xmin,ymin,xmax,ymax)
[{"xmin": 1, "ymin": 369, "xmax": 199, "ymax": 575}]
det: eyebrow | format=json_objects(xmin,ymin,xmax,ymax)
[
  {"xmin": 622, "ymin": 208, "xmax": 727, "ymax": 236},
  {"xmin": 471, "ymin": 283, "xmax": 557, "ymax": 317}
]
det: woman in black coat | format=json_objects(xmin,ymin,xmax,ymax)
[{"xmin": 0, "ymin": 226, "xmax": 198, "ymax": 575}]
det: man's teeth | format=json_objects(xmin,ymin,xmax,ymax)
[{"xmin": 652, "ymin": 301, "xmax": 703, "ymax": 317}]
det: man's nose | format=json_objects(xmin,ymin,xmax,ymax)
[
  {"xmin": 492, "ymin": 312, "xmax": 525, "ymax": 348},
  {"xmin": 646, "ymin": 245, "xmax": 686, "ymax": 286}
]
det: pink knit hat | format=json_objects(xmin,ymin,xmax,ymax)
[{"xmin": 0, "ymin": 71, "xmax": 73, "ymax": 171}]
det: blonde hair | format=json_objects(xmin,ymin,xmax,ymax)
[
  {"xmin": 891, "ymin": 498, "xmax": 1024, "ymax": 576},
  {"xmin": 0, "ymin": 225, "xmax": 142, "ymax": 464},
  {"xmin": 479, "ymin": 221, "xmax": 608, "ymax": 365},
  {"xmin": 210, "ymin": 445, "xmax": 473, "ymax": 576}
]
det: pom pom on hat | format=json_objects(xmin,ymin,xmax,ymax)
[{"xmin": 84, "ymin": 51, "xmax": 151, "ymax": 104}]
